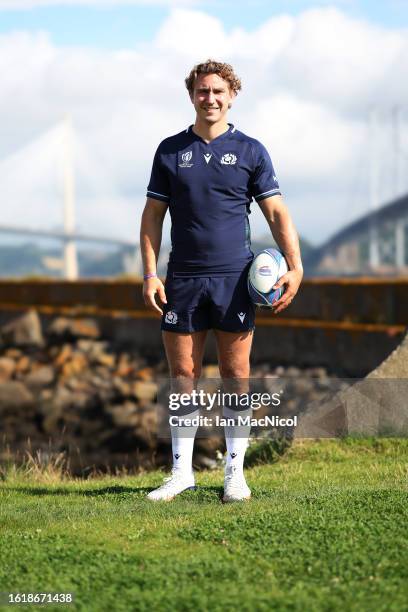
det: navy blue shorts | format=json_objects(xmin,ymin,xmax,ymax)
[{"xmin": 161, "ymin": 269, "xmax": 255, "ymax": 333}]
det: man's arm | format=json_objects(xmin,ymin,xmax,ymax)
[
  {"xmin": 140, "ymin": 197, "xmax": 168, "ymax": 315},
  {"xmin": 258, "ymin": 194, "xmax": 303, "ymax": 314}
]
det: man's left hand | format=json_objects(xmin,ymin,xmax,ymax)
[{"xmin": 271, "ymin": 269, "xmax": 303, "ymax": 314}]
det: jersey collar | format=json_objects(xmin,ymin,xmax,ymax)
[{"xmin": 187, "ymin": 123, "xmax": 236, "ymax": 144}]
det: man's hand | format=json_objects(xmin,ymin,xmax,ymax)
[
  {"xmin": 143, "ymin": 277, "xmax": 167, "ymax": 315},
  {"xmin": 271, "ymin": 269, "xmax": 303, "ymax": 314}
]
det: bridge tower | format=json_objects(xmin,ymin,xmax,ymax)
[{"xmin": 63, "ymin": 114, "xmax": 79, "ymax": 280}]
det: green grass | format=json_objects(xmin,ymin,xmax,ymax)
[{"xmin": 1, "ymin": 438, "xmax": 407, "ymax": 612}]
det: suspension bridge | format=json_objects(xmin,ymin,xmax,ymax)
[{"xmin": 0, "ymin": 110, "xmax": 407, "ymax": 278}]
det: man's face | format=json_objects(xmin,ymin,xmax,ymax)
[{"xmin": 190, "ymin": 73, "xmax": 235, "ymax": 124}]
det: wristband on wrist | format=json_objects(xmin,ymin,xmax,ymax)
[{"xmin": 143, "ymin": 272, "xmax": 157, "ymax": 281}]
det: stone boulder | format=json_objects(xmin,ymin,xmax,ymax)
[{"xmin": 1, "ymin": 310, "xmax": 44, "ymax": 347}]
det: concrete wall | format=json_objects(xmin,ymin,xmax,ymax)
[{"xmin": 0, "ymin": 278, "xmax": 407, "ymax": 376}]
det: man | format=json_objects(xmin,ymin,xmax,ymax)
[{"xmin": 140, "ymin": 59, "xmax": 303, "ymax": 502}]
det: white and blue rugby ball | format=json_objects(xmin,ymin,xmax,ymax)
[{"xmin": 248, "ymin": 248, "xmax": 288, "ymax": 308}]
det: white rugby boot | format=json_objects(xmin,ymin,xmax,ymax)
[
  {"xmin": 222, "ymin": 465, "xmax": 251, "ymax": 503},
  {"xmin": 147, "ymin": 469, "xmax": 196, "ymax": 502}
]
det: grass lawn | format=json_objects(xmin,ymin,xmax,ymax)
[{"xmin": 0, "ymin": 438, "xmax": 407, "ymax": 612}]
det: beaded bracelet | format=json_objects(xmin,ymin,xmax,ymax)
[{"xmin": 143, "ymin": 272, "xmax": 157, "ymax": 280}]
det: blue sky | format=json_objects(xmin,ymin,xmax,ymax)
[{"xmin": 0, "ymin": 1, "xmax": 407, "ymax": 49}]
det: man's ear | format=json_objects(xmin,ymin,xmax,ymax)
[{"xmin": 228, "ymin": 90, "xmax": 237, "ymax": 109}]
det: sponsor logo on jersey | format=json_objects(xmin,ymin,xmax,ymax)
[
  {"xmin": 203, "ymin": 153, "xmax": 212, "ymax": 164},
  {"xmin": 221, "ymin": 153, "xmax": 237, "ymax": 165},
  {"xmin": 259, "ymin": 265, "xmax": 272, "ymax": 276},
  {"xmin": 165, "ymin": 311, "xmax": 178, "ymax": 324},
  {"xmin": 179, "ymin": 151, "xmax": 193, "ymax": 168},
  {"xmin": 237, "ymin": 312, "xmax": 246, "ymax": 323}
]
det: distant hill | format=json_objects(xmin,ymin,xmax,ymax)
[
  {"xmin": 0, "ymin": 236, "xmax": 316, "ymax": 278},
  {"xmin": 251, "ymin": 235, "xmax": 315, "ymax": 260},
  {"xmin": 0, "ymin": 243, "xmax": 132, "ymax": 278}
]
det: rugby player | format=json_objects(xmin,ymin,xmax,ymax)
[{"xmin": 141, "ymin": 60, "xmax": 303, "ymax": 502}]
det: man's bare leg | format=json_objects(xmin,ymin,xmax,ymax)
[
  {"xmin": 163, "ymin": 330, "xmax": 207, "ymax": 472},
  {"xmin": 147, "ymin": 331, "xmax": 207, "ymax": 501},
  {"xmin": 215, "ymin": 330, "xmax": 254, "ymax": 501}
]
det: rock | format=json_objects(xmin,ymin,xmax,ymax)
[
  {"xmin": 285, "ymin": 366, "xmax": 301, "ymax": 378},
  {"xmin": 43, "ymin": 385, "xmax": 92, "ymax": 428},
  {"xmin": 131, "ymin": 381, "xmax": 158, "ymax": 401},
  {"xmin": 135, "ymin": 366, "xmax": 155, "ymax": 381},
  {"xmin": 61, "ymin": 353, "xmax": 88, "ymax": 378},
  {"xmin": 15, "ymin": 355, "xmax": 31, "ymax": 374},
  {"xmin": 368, "ymin": 330, "xmax": 408, "ymax": 378},
  {"xmin": 1, "ymin": 310, "xmax": 44, "ymax": 347},
  {"xmin": 65, "ymin": 377, "xmax": 93, "ymax": 393},
  {"xmin": 70, "ymin": 318, "xmax": 100, "ymax": 339},
  {"xmin": 5, "ymin": 348, "xmax": 23, "ymax": 359},
  {"xmin": 116, "ymin": 354, "xmax": 134, "ymax": 377},
  {"xmin": 80, "ymin": 419, "xmax": 106, "ymax": 439},
  {"xmin": 155, "ymin": 359, "xmax": 169, "ymax": 375},
  {"xmin": 93, "ymin": 365, "xmax": 116, "ymax": 383},
  {"xmin": 77, "ymin": 340, "xmax": 108, "ymax": 358},
  {"xmin": 0, "ymin": 381, "xmax": 34, "ymax": 410},
  {"xmin": 106, "ymin": 402, "xmax": 139, "ymax": 427},
  {"xmin": 76, "ymin": 339, "xmax": 98, "ymax": 353},
  {"xmin": 25, "ymin": 366, "xmax": 55, "ymax": 388},
  {"xmin": 93, "ymin": 352, "xmax": 116, "ymax": 368},
  {"xmin": 133, "ymin": 403, "xmax": 158, "ymax": 446},
  {"xmin": 112, "ymin": 376, "xmax": 131, "ymax": 397},
  {"xmin": 40, "ymin": 388, "xmax": 53, "ymax": 401},
  {"xmin": 89, "ymin": 374, "xmax": 113, "ymax": 390},
  {"xmin": 263, "ymin": 376, "xmax": 283, "ymax": 394},
  {"xmin": 39, "ymin": 393, "xmax": 64, "ymax": 433},
  {"xmin": 51, "ymin": 385, "xmax": 73, "ymax": 411},
  {"xmin": 42, "ymin": 412, "xmax": 62, "ymax": 434},
  {"xmin": 54, "ymin": 344, "xmax": 73, "ymax": 367},
  {"xmin": 202, "ymin": 364, "xmax": 221, "ymax": 378},
  {"xmin": 290, "ymin": 377, "xmax": 316, "ymax": 395},
  {"xmin": 307, "ymin": 367, "xmax": 328, "ymax": 378},
  {"xmin": 194, "ymin": 454, "xmax": 218, "ymax": 470},
  {"xmin": 47, "ymin": 317, "xmax": 100, "ymax": 341},
  {"xmin": 75, "ymin": 340, "xmax": 115, "ymax": 368},
  {"xmin": 0, "ymin": 357, "xmax": 16, "ymax": 381}
]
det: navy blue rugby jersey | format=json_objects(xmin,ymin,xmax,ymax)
[{"xmin": 146, "ymin": 123, "xmax": 281, "ymax": 276}]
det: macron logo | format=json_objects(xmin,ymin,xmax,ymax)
[
  {"xmin": 237, "ymin": 312, "xmax": 246, "ymax": 323},
  {"xmin": 204, "ymin": 153, "xmax": 212, "ymax": 164}
]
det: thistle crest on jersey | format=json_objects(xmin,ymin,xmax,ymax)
[
  {"xmin": 165, "ymin": 311, "xmax": 178, "ymax": 324},
  {"xmin": 221, "ymin": 153, "xmax": 237, "ymax": 165}
]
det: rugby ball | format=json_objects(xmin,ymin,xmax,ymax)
[{"xmin": 248, "ymin": 248, "xmax": 288, "ymax": 308}]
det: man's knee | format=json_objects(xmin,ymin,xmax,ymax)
[
  {"xmin": 219, "ymin": 361, "xmax": 250, "ymax": 379},
  {"xmin": 170, "ymin": 365, "xmax": 202, "ymax": 379}
]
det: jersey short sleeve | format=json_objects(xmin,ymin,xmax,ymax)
[
  {"xmin": 146, "ymin": 145, "xmax": 171, "ymax": 204},
  {"xmin": 250, "ymin": 141, "xmax": 281, "ymax": 202}
]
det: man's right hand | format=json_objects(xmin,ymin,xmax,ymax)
[{"xmin": 143, "ymin": 277, "xmax": 167, "ymax": 315}]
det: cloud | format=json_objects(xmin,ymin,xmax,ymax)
[
  {"xmin": 0, "ymin": 7, "xmax": 407, "ymax": 246},
  {"xmin": 0, "ymin": 0, "xmax": 199, "ymax": 8}
]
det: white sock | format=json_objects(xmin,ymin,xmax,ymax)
[
  {"xmin": 223, "ymin": 405, "xmax": 252, "ymax": 474},
  {"xmin": 171, "ymin": 408, "xmax": 199, "ymax": 474}
]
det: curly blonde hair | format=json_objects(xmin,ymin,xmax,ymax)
[{"xmin": 185, "ymin": 59, "xmax": 242, "ymax": 95}]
